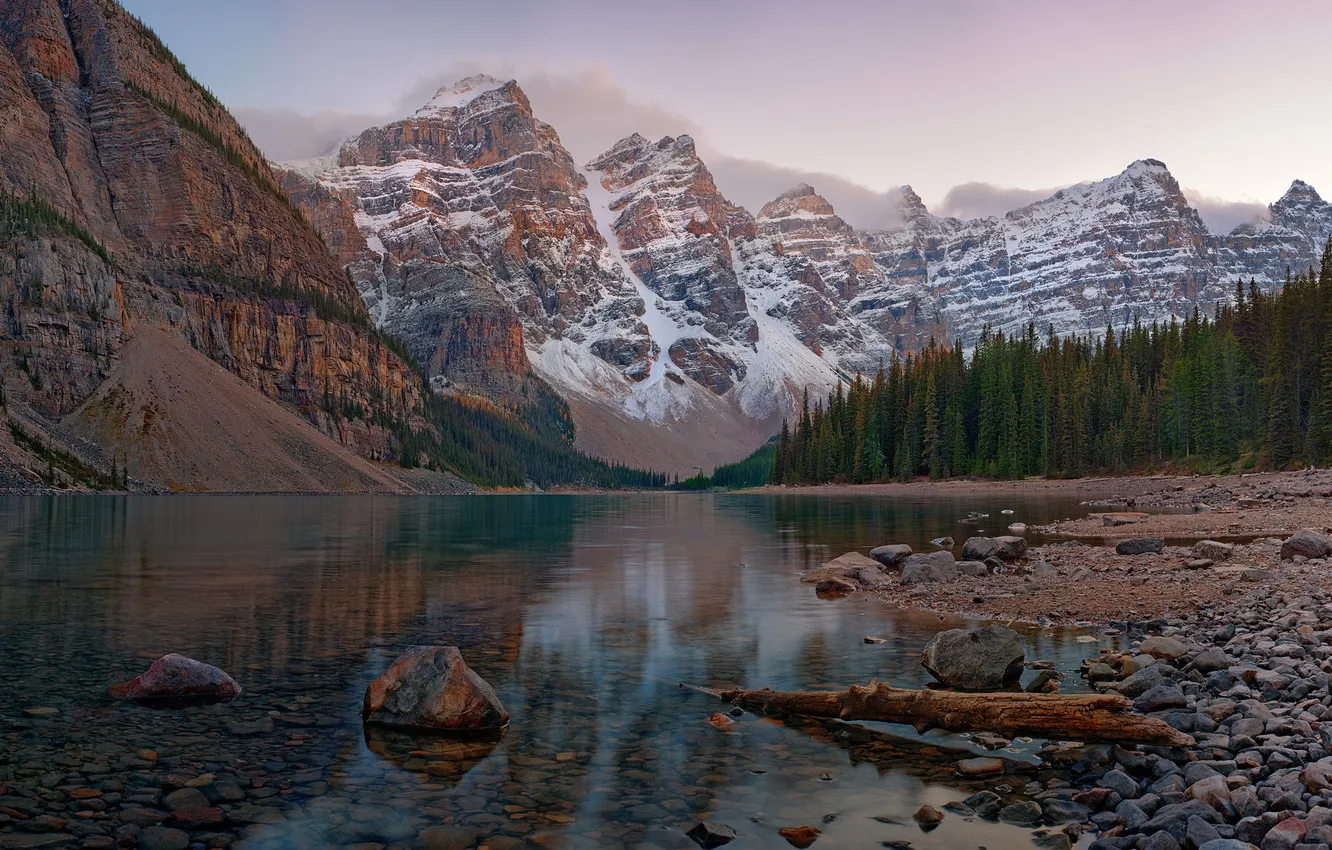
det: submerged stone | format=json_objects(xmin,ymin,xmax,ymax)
[{"xmin": 107, "ymin": 654, "xmax": 241, "ymax": 704}]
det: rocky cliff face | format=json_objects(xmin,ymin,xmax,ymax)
[
  {"xmin": 0, "ymin": 0, "xmax": 425, "ymax": 489},
  {"xmin": 279, "ymin": 76, "xmax": 648, "ymax": 405},
  {"xmin": 1219, "ymin": 180, "xmax": 1332, "ymax": 285}
]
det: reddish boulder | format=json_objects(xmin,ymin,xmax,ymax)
[
  {"xmin": 108, "ymin": 654, "xmax": 241, "ymax": 703},
  {"xmin": 362, "ymin": 646, "xmax": 509, "ymax": 732}
]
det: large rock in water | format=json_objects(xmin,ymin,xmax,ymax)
[
  {"xmin": 1281, "ymin": 529, "xmax": 1332, "ymax": 560},
  {"xmin": 108, "ymin": 654, "xmax": 241, "ymax": 702},
  {"xmin": 921, "ymin": 626, "xmax": 1026, "ymax": 691},
  {"xmin": 363, "ymin": 646, "xmax": 509, "ymax": 732}
]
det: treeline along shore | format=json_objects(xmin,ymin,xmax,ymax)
[{"xmin": 766, "ymin": 241, "xmax": 1332, "ymax": 488}]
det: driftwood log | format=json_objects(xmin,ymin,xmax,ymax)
[{"xmin": 682, "ymin": 681, "xmax": 1194, "ymax": 747}]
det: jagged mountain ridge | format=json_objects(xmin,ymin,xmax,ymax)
[
  {"xmin": 282, "ymin": 75, "xmax": 1332, "ymax": 473},
  {"xmin": 867, "ymin": 160, "xmax": 1332, "ymax": 345},
  {"xmin": 284, "ymin": 81, "xmax": 926, "ymax": 472}
]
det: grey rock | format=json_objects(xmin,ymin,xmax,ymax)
[
  {"xmin": 1140, "ymin": 635, "xmax": 1189, "ymax": 660},
  {"xmin": 998, "ymin": 800, "xmax": 1043, "ymax": 825},
  {"xmin": 1194, "ymin": 540, "xmax": 1235, "ymax": 561},
  {"xmin": 137, "ymin": 828, "xmax": 190, "ymax": 850},
  {"xmin": 920, "ymin": 625, "xmax": 1025, "ymax": 690},
  {"xmin": 1136, "ymin": 684, "xmax": 1188, "ymax": 712},
  {"xmin": 964, "ymin": 790, "xmax": 1003, "ymax": 819},
  {"xmin": 1114, "ymin": 664, "xmax": 1165, "ymax": 698},
  {"xmin": 1282, "ymin": 529, "xmax": 1332, "ymax": 561},
  {"xmin": 1190, "ymin": 649, "xmax": 1234, "ymax": 673},
  {"xmin": 956, "ymin": 560, "xmax": 989, "ymax": 577},
  {"xmin": 901, "ymin": 551, "xmax": 960, "ymax": 585},
  {"xmin": 869, "ymin": 544, "xmax": 912, "ymax": 568},
  {"xmin": 1102, "ymin": 769, "xmax": 1141, "ymax": 799},
  {"xmin": 1116, "ymin": 538, "xmax": 1166, "ymax": 555},
  {"xmin": 686, "ymin": 821, "xmax": 737, "ymax": 848}
]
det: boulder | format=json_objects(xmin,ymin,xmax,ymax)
[
  {"xmin": 920, "ymin": 625, "xmax": 1025, "ymax": 691},
  {"xmin": 901, "ymin": 551, "xmax": 960, "ymax": 585},
  {"xmin": 956, "ymin": 560, "xmax": 989, "ymax": 577},
  {"xmin": 962, "ymin": 536, "xmax": 1027, "ymax": 562},
  {"xmin": 1116, "ymin": 538, "xmax": 1165, "ymax": 556},
  {"xmin": 994, "ymin": 536, "xmax": 1028, "ymax": 560},
  {"xmin": 362, "ymin": 646, "xmax": 509, "ymax": 732},
  {"xmin": 1281, "ymin": 529, "xmax": 1332, "ymax": 561},
  {"xmin": 931, "ymin": 537, "xmax": 955, "ymax": 549},
  {"xmin": 802, "ymin": 552, "xmax": 885, "ymax": 588},
  {"xmin": 1192, "ymin": 540, "xmax": 1234, "ymax": 561},
  {"xmin": 1138, "ymin": 635, "xmax": 1189, "ymax": 660},
  {"xmin": 869, "ymin": 544, "xmax": 912, "ymax": 568},
  {"xmin": 108, "ymin": 654, "xmax": 241, "ymax": 703},
  {"xmin": 961, "ymin": 536, "xmax": 999, "ymax": 561}
]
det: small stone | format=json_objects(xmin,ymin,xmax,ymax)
[
  {"xmin": 912, "ymin": 805, "xmax": 944, "ymax": 828},
  {"xmin": 777, "ymin": 826, "xmax": 820, "ymax": 848},
  {"xmin": 137, "ymin": 827, "xmax": 190, "ymax": 850},
  {"xmin": 998, "ymin": 800, "xmax": 1043, "ymax": 825},
  {"xmin": 706, "ymin": 713, "xmax": 735, "ymax": 730}
]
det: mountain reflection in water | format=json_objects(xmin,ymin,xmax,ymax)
[{"xmin": 0, "ymin": 493, "xmax": 1107, "ymax": 848}]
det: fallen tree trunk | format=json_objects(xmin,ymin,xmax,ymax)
[{"xmin": 682, "ymin": 681, "xmax": 1193, "ymax": 747}]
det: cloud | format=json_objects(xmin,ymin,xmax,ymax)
[
  {"xmin": 235, "ymin": 108, "xmax": 381, "ymax": 162},
  {"xmin": 936, "ymin": 182, "xmax": 1057, "ymax": 220},
  {"xmin": 233, "ymin": 63, "xmax": 908, "ymax": 229},
  {"xmin": 705, "ymin": 156, "xmax": 906, "ymax": 229},
  {"xmin": 1182, "ymin": 189, "xmax": 1270, "ymax": 234},
  {"xmin": 237, "ymin": 62, "xmax": 706, "ymax": 168}
]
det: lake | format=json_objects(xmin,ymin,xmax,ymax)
[{"xmin": 0, "ymin": 493, "xmax": 1115, "ymax": 849}]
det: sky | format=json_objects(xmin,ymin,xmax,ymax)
[{"xmin": 119, "ymin": 0, "xmax": 1332, "ymax": 232}]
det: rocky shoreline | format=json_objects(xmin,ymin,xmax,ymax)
[{"xmin": 795, "ymin": 470, "xmax": 1332, "ymax": 849}]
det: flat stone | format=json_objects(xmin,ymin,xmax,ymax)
[
  {"xmin": 1116, "ymin": 538, "xmax": 1165, "ymax": 556},
  {"xmin": 137, "ymin": 827, "xmax": 190, "ymax": 850},
  {"xmin": 959, "ymin": 756, "xmax": 1006, "ymax": 778},
  {"xmin": 1139, "ymin": 636, "xmax": 1189, "ymax": 660}
]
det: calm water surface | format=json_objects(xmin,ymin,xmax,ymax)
[{"xmin": 0, "ymin": 493, "xmax": 1114, "ymax": 849}]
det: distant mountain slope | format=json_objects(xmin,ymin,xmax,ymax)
[{"xmin": 868, "ymin": 162, "xmax": 1332, "ymax": 345}]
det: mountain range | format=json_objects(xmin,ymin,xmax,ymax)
[
  {"xmin": 2, "ymin": 2, "xmax": 1329, "ymax": 488},
  {"xmin": 281, "ymin": 75, "xmax": 1332, "ymax": 473}
]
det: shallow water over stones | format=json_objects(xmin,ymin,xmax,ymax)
[{"xmin": 0, "ymin": 494, "xmax": 1115, "ymax": 849}]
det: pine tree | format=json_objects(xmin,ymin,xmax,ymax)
[{"xmin": 922, "ymin": 372, "xmax": 942, "ymax": 479}]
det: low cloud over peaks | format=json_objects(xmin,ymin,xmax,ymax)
[
  {"xmin": 1182, "ymin": 189, "xmax": 1271, "ymax": 234},
  {"xmin": 706, "ymin": 157, "xmax": 907, "ymax": 230},
  {"xmin": 936, "ymin": 182, "xmax": 1059, "ymax": 220},
  {"xmin": 237, "ymin": 63, "xmax": 704, "ymax": 167}
]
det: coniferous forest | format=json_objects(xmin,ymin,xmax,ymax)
[{"xmin": 770, "ymin": 241, "xmax": 1332, "ymax": 485}]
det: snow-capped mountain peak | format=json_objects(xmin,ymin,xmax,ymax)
[{"xmin": 413, "ymin": 74, "xmax": 513, "ymax": 117}]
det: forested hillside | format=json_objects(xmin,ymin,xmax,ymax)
[{"xmin": 772, "ymin": 241, "xmax": 1332, "ymax": 484}]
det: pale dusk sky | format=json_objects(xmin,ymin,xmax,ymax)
[{"xmin": 119, "ymin": 0, "xmax": 1332, "ymax": 230}]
